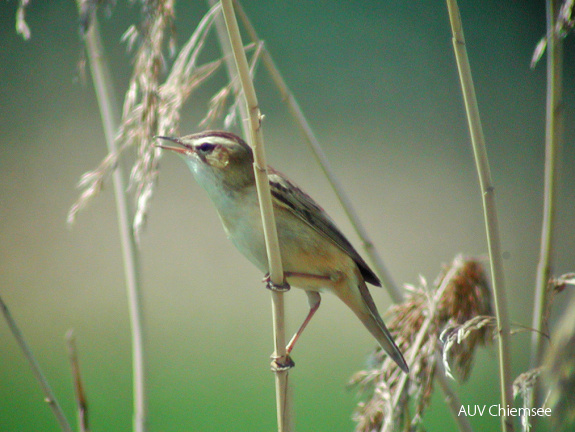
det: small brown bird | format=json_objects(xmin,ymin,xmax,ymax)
[{"xmin": 156, "ymin": 130, "xmax": 408, "ymax": 373}]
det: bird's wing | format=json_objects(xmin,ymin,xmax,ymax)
[{"xmin": 268, "ymin": 168, "xmax": 381, "ymax": 287}]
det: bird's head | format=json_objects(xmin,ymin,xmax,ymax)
[{"xmin": 156, "ymin": 130, "xmax": 255, "ymax": 191}]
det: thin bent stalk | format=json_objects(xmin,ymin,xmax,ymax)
[
  {"xmin": 220, "ymin": 1, "xmax": 293, "ymax": 431},
  {"xmin": 207, "ymin": 0, "xmax": 249, "ymax": 131},
  {"xmin": 66, "ymin": 330, "xmax": 90, "ymax": 432},
  {"xmin": 446, "ymin": 2, "xmax": 514, "ymax": 432},
  {"xmin": 530, "ymin": 0, "xmax": 562, "ymax": 377},
  {"xmin": 232, "ymin": 0, "xmax": 403, "ymax": 303},
  {"xmin": 530, "ymin": 0, "xmax": 563, "ymax": 410},
  {"xmin": 0, "ymin": 295, "xmax": 73, "ymax": 432},
  {"xmin": 80, "ymin": 11, "xmax": 147, "ymax": 432}
]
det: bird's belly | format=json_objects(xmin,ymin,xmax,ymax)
[{"xmin": 220, "ymin": 203, "xmax": 353, "ymax": 291}]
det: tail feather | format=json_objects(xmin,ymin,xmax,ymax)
[{"xmin": 356, "ymin": 282, "xmax": 409, "ymax": 373}]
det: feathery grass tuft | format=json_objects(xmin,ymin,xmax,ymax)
[
  {"xmin": 69, "ymin": 3, "xmax": 221, "ymax": 239},
  {"xmin": 351, "ymin": 256, "xmax": 492, "ymax": 432}
]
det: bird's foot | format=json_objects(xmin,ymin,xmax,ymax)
[
  {"xmin": 263, "ymin": 273, "xmax": 291, "ymax": 292},
  {"xmin": 270, "ymin": 354, "xmax": 295, "ymax": 371}
]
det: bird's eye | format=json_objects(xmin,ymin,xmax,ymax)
[{"xmin": 197, "ymin": 142, "xmax": 216, "ymax": 153}]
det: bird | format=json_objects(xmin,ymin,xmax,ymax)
[{"xmin": 155, "ymin": 130, "xmax": 408, "ymax": 373}]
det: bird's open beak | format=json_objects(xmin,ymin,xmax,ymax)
[{"xmin": 154, "ymin": 136, "xmax": 193, "ymax": 155}]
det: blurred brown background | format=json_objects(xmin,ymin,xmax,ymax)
[{"xmin": 1, "ymin": 1, "xmax": 573, "ymax": 431}]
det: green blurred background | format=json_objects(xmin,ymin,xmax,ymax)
[{"xmin": 1, "ymin": 1, "xmax": 574, "ymax": 431}]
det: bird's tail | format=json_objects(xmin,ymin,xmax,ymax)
[{"xmin": 338, "ymin": 280, "xmax": 409, "ymax": 373}]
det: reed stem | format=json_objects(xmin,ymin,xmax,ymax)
[
  {"xmin": 445, "ymin": 2, "xmax": 514, "ymax": 431},
  {"xmin": 0, "ymin": 295, "xmax": 73, "ymax": 432},
  {"xmin": 79, "ymin": 9, "xmax": 147, "ymax": 432},
  {"xmin": 220, "ymin": 1, "xmax": 293, "ymax": 431},
  {"xmin": 530, "ymin": 0, "xmax": 563, "ymax": 410}
]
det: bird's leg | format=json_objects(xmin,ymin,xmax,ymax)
[
  {"xmin": 270, "ymin": 354, "xmax": 295, "ymax": 372},
  {"xmin": 263, "ymin": 273, "xmax": 291, "ymax": 292},
  {"xmin": 263, "ymin": 271, "xmax": 333, "ymax": 292},
  {"xmin": 265, "ymin": 271, "xmax": 292, "ymax": 371},
  {"xmin": 267, "ymin": 273, "xmax": 326, "ymax": 371},
  {"xmin": 270, "ymin": 291, "xmax": 321, "ymax": 372},
  {"xmin": 286, "ymin": 290, "xmax": 321, "ymax": 355}
]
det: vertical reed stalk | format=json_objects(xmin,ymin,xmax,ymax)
[
  {"xmin": 78, "ymin": 9, "xmax": 147, "ymax": 432},
  {"xmin": 530, "ymin": 0, "xmax": 563, "ymax": 408},
  {"xmin": 446, "ymin": 2, "xmax": 514, "ymax": 431},
  {"xmin": 0, "ymin": 295, "xmax": 72, "ymax": 432},
  {"xmin": 220, "ymin": 1, "xmax": 293, "ymax": 431}
]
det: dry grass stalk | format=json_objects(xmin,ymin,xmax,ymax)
[
  {"xmin": 446, "ymin": 3, "xmax": 514, "ymax": 430},
  {"xmin": 0, "ymin": 294, "xmax": 73, "ymax": 432},
  {"xmin": 66, "ymin": 330, "xmax": 90, "ymax": 432},
  {"xmin": 71, "ymin": 6, "xmax": 148, "ymax": 431},
  {"xmin": 351, "ymin": 256, "xmax": 493, "ymax": 432},
  {"xmin": 529, "ymin": 1, "xmax": 565, "ymax": 417}
]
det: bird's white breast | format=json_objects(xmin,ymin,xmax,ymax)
[{"xmin": 189, "ymin": 162, "xmax": 269, "ymax": 272}]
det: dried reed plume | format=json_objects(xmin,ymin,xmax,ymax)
[
  {"xmin": 68, "ymin": 3, "xmax": 223, "ymax": 239},
  {"xmin": 351, "ymin": 256, "xmax": 494, "ymax": 432},
  {"xmin": 438, "ymin": 258, "xmax": 494, "ymax": 380}
]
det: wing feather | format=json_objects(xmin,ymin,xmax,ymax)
[{"xmin": 268, "ymin": 169, "xmax": 381, "ymax": 287}]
